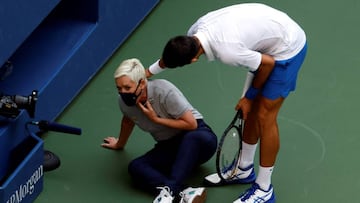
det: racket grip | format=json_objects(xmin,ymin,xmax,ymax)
[{"xmin": 237, "ymin": 110, "xmax": 243, "ymax": 119}]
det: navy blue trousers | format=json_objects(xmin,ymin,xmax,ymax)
[{"xmin": 128, "ymin": 119, "xmax": 217, "ymax": 195}]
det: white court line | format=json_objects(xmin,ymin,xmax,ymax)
[{"xmin": 279, "ymin": 115, "xmax": 326, "ymax": 172}]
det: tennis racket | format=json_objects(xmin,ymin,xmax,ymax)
[{"xmin": 216, "ymin": 110, "xmax": 244, "ymax": 182}]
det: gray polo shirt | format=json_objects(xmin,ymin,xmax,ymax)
[{"xmin": 119, "ymin": 79, "xmax": 203, "ymax": 141}]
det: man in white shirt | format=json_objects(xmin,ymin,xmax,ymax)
[{"xmin": 146, "ymin": 3, "xmax": 307, "ymax": 203}]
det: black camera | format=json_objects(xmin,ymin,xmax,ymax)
[{"xmin": 0, "ymin": 90, "xmax": 38, "ymax": 118}]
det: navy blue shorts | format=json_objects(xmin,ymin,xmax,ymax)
[{"xmin": 262, "ymin": 43, "xmax": 308, "ymax": 99}]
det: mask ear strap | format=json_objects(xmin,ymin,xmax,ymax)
[{"xmin": 134, "ymin": 79, "xmax": 143, "ymax": 96}]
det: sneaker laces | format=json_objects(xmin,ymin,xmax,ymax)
[
  {"xmin": 155, "ymin": 186, "xmax": 173, "ymax": 202},
  {"xmin": 156, "ymin": 186, "xmax": 172, "ymax": 195},
  {"xmin": 179, "ymin": 191, "xmax": 187, "ymax": 202},
  {"xmin": 240, "ymin": 183, "xmax": 259, "ymax": 201}
]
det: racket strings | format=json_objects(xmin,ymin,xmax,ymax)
[
  {"xmin": 220, "ymin": 151, "xmax": 242, "ymax": 179},
  {"xmin": 216, "ymin": 110, "xmax": 244, "ymax": 182},
  {"xmin": 218, "ymin": 126, "xmax": 242, "ymax": 180}
]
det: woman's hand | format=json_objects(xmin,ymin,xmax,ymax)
[
  {"xmin": 137, "ymin": 101, "xmax": 158, "ymax": 122},
  {"xmin": 101, "ymin": 136, "xmax": 123, "ymax": 150}
]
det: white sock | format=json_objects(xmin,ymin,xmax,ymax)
[
  {"xmin": 239, "ymin": 141, "xmax": 257, "ymax": 169},
  {"xmin": 255, "ymin": 166, "xmax": 274, "ymax": 191}
]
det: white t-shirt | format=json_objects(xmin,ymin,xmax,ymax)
[
  {"xmin": 187, "ymin": 3, "xmax": 307, "ymax": 72},
  {"xmin": 119, "ymin": 79, "xmax": 203, "ymax": 141}
]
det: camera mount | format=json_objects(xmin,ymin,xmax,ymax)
[{"xmin": 0, "ymin": 90, "xmax": 38, "ymax": 118}]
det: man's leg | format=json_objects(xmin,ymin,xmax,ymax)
[
  {"xmin": 233, "ymin": 96, "xmax": 283, "ymax": 203},
  {"xmin": 257, "ymin": 96, "xmax": 284, "ymax": 167},
  {"xmin": 238, "ymin": 96, "xmax": 261, "ymax": 169},
  {"xmin": 254, "ymin": 96, "xmax": 284, "ymax": 193}
]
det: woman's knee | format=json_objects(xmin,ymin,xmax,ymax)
[
  {"xmin": 128, "ymin": 158, "xmax": 143, "ymax": 176},
  {"xmin": 185, "ymin": 130, "xmax": 217, "ymax": 148}
]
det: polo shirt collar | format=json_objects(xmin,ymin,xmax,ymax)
[{"xmin": 194, "ymin": 32, "xmax": 215, "ymax": 61}]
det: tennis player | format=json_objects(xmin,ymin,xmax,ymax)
[
  {"xmin": 102, "ymin": 58, "xmax": 217, "ymax": 203},
  {"xmin": 146, "ymin": 3, "xmax": 307, "ymax": 203}
]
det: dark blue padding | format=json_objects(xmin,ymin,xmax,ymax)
[{"xmin": 0, "ymin": 0, "xmax": 159, "ymax": 188}]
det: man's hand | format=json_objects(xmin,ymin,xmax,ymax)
[
  {"xmin": 145, "ymin": 69, "xmax": 153, "ymax": 78},
  {"xmin": 235, "ymin": 97, "xmax": 253, "ymax": 120},
  {"xmin": 147, "ymin": 59, "xmax": 166, "ymax": 78}
]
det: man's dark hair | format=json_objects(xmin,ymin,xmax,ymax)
[{"xmin": 162, "ymin": 36, "xmax": 199, "ymax": 68}]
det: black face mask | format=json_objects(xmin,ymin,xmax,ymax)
[{"xmin": 119, "ymin": 81, "xmax": 142, "ymax": 106}]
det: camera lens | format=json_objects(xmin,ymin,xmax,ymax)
[{"xmin": 13, "ymin": 95, "xmax": 30, "ymax": 105}]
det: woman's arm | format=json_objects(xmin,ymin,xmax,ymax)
[
  {"xmin": 102, "ymin": 115, "xmax": 135, "ymax": 150},
  {"xmin": 138, "ymin": 101, "xmax": 197, "ymax": 130}
]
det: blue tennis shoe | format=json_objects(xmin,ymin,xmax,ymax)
[{"xmin": 233, "ymin": 183, "xmax": 275, "ymax": 203}]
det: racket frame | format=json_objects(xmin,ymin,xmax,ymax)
[{"xmin": 215, "ymin": 110, "xmax": 244, "ymax": 182}]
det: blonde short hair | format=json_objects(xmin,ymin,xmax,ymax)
[{"xmin": 114, "ymin": 58, "xmax": 146, "ymax": 83}]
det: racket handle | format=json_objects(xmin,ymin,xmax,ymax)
[{"xmin": 237, "ymin": 110, "xmax": 243, "ymax": 119}]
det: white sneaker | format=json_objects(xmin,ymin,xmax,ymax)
[
  {"xmin": 179, "ymin": 187, "xmax": 206, "ymax": 203},
  {"xmin": 153, "ymin": 186, "xmax": 174, "ymax": 203}
]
